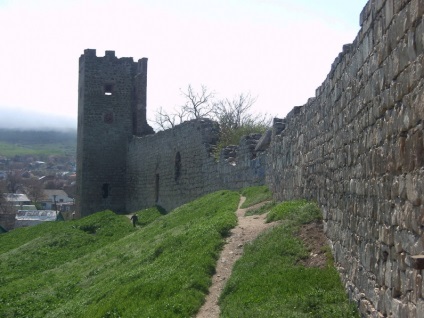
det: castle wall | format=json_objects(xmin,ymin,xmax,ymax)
[
  {"xmin": 266, "ymin": 0, "xmax": 424, "ymax": 316},
  {"xmin": 76, "ymin": 49, "xmax": 265, "ymax": 216},
  {"xmin": 126, "ymin": 118, "xmax": 266, "ymax": 212}
]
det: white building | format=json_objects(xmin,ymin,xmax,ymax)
[{"xmin": 40, "ymin": 190, "xmax": 73, "ymax": 210}]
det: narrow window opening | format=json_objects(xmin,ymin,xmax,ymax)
[
  {"xmin": 102, "ymin": 183, "xmax": 109, "ymax": 198},
  {"xmin": 174, "ymin": 152, "xmax": 181, "ymax": 182},
  {"xmin": 155, "ymin": 174, "xmax": 159, "ymax": 203},
  {"xmin": 104, "ymin": 84, "xmax": 114, "ymax": 96}
]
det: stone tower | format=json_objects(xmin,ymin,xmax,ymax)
[{"xmin": 76, "ymin": 49, "xmax": 153, "ymax": 217}]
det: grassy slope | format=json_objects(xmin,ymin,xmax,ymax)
[
  {"xmin": 219, "ymin": 199, "xmax": 359, "ymax": 318},
  {"xmin": 1, "ymin": 187, "xmax": 358, "ymax": 318},
  {"xmin": 0, "ymin": 141, "xmax": 65, "ymax": 157},
  {"xmin": 0, "ymin": 129, "xmax": 77, "ymax": 158},
  {"xmin": 0, "ymin": 191, "xmax": 239, "ymax": 318}
]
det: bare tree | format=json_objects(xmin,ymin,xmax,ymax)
[
  {"xmin": 213, "ymin": 93, "xmax": 260, "ymax": 129},
  {"xmin": 0, "ymin": 180, "xmax": 14, "ymax": 214},
  {"xmin": 153, "ymin": 106, "xmax": 188, "ymax": 130},
  {"xmin": 213, "ymin": 93, "xmax": 271, "ymax": 147},
  {"xmin": 181, "ymin": 84, "xmax": 214, "ymax": 119},
  {"xmin": 6, "ymin": 171, "xmax": 22, "ymax": 193},
  {"xmin": 153, "ymin": 84, "xmax": 215, "ymax": 130},
  {"xmin": 22, "ymin": 178, "xmax": 45, "ymax": 205},
  {"xmin": 0, "ymin": 180, "xmax": 6, "ymax": 211},
  {"xmin": 152, "ymin": 87, "xmax": 271, "ymax": 150}
]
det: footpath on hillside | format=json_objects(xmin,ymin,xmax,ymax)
[{"xmin": 196, "ymin": 196, "xmax": 276, "ymax": 318}]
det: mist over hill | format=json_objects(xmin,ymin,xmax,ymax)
[
  {"xmin": 0, "ymin": 127, "xmax": 77, "ymax": 159},
  {"xmin": 0, "ymin": 107, "xmax": 77, "ymax": 131},
  {"xmin": 0, "ymin": 128, "xmax": 77, "ymax": 145}
]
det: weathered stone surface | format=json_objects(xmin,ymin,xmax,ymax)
[
  {"xmin": 266, "ymin": 0, "xmax": 424, "ymax": 316},
  {"xmin": 255, "ymin": 129, "xmax": 272, "ymax": 152}
]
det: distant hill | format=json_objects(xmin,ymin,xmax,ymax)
[
  {"xmin": 0, "ymin": 128, "xmax": 76, "ymax": 144},
  {"xmin": 0, "ymin": 128, "xmax": 77, "ymax": 158}
]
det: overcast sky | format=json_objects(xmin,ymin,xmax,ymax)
[{"xmin": 0, "ymin": 0, "xmax": 367, "ymax": 130}]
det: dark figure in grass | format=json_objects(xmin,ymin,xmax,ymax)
[{"xmin": 130, "ymin": 214, "xmax": 138, "ymax": 227}]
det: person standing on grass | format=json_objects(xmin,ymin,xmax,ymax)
[{"xmin": 130, "ymin": 214, "xmax": 138, "ymax": 227}]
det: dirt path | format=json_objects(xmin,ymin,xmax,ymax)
[{"xmin": 196, "ymin": 196, "xmax": 276, "ymax": 318}]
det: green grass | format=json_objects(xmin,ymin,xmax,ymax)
[
  {"xmin": 245, "ymin": 201, "xmax": 276, "ymax": 216},
  {"xmin": 219, "ymin": 199, "xmax": 359, "ymax": 318},
  {"xmin": 240, "ymin": 185, "xmax": 273, "ymax": 208},
  {"xmin": 133, "ymin": 206, "xmax": 166, "ymax": 227},
  {"xmin": 0, "ymin": 141, "xmax": 71, "ymax": 157},
  {"xmin": 0, "ymin": 190, "xmax": 239, "ymax": 318},
  {"xmin": 0, "ymin": 189, "xmax": 358, "ymax": 318}
]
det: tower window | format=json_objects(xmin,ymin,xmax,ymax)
[{"xmin": 104, "ymin": 84, "xmax": 114, "ymax": 95}]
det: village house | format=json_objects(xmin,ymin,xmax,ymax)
[{"xmin": 40, "ymin": 189, "xmax": 73, "ymax": 211}]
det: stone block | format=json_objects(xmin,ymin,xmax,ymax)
[
  {"xmin": 410, "ymin": 0, "xmax": 424, "ymax": 25},
  {"xmin": 399, "ymin": 252, "xmax": 407, "ymax": 271},
  {"xmin": 398, "ymin": 173, "xmax": 407, "ymax": 200},
  {"xmin": 417, "ymin": 299, "xmax": 424, "ymax": 318},
  {"xmin": 392, "ymin": 265, "xmax": 402, "ymax": 296},
  {"xmin": 391, "ymin": 298, "xmax": 402, "ymax": 317},
  {"xmin": 408, "ymin": 302, "xmax": 417, "ymax": 317},
  {"xmin": 413, "ymin": 273, "xmax": 422, "ymax": 302},
  {"xmin": 406, "ymin": 174, "xmax": 421, "ymax": 206},
  {"xmin": 380, "ymin": 225, "xmax": 395, "ymax": 245},
  {"xmin": 385, "ymin": 260, "xmax": 394, "ymax": 287},
  {"xmin": 416, "ymin": 19, "xmax": 424, "ymax": 55},
  {"xmin": 400, "ymin": 269, "xmax": 414, "ymax": 295}
]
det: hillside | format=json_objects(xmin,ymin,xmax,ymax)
[
  {"xmin": 0, "ymin": 128, "xmax": 77, "ymax": 158},
  {"xmin": 0, "ymin": 188, "xmax": 358, "ymax": 317}
]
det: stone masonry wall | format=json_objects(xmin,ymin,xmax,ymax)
[
  {"xmin": 266, "ymin": 0, "xmax": 424, "ymax": 317},
  {"xmin": 126, "ymin": 119, "xmax": 266, "ymax": 212}
]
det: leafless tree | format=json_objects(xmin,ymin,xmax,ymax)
[
  {"xmin": 213, "ymin": 93, "xmax": 264, "ymax": 129},
  {"xmin": 22, "ymin": 178, "xmax": 45, "ymax": 204},
  {"xmin": 181, "ymin": 84, "xmax": 215, "ymax": 119},
  {"xmin": 153, "ymin": 86, "xmax": 271, "ymax": 149},
  {"xmin": 153, "ymin": 106, "xmax": 188, "ymax": 130},
  {"xmin": 212, "ymin": 92, "xmax": 271, "ymax": 147},
  {"xmin": 44, "ymin": 179, "xmax": 65, "ymax": 190},
  {"xmin": 0, "ymin": 180, "xmax": 14, "ymax": 214},
  {"xmin": 6, "ymin": 171, "xmax": 22, "ymax": 193},
  {"xmin": 153, "ymin": 84, "xmax": 215, "ymax": 130}
]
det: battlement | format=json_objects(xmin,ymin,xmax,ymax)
[{"xmin": 79, "ymin": 49, "xmax": 150, "ymax": 68}]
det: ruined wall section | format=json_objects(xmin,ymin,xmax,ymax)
[
  {"xmin": 126, "ymin": 119, "xmax": 266, "ymax": 212},
  {"xmin": 218, "ymin": 134, "xmax": 267, "ymax": 190},
  {"xmin": 267, "ymin": 0, "xmax": 424, "ymax": 316},
  {"xmin": 126, "ymin": 119, "xmax": 219, "ymax": 211}
]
